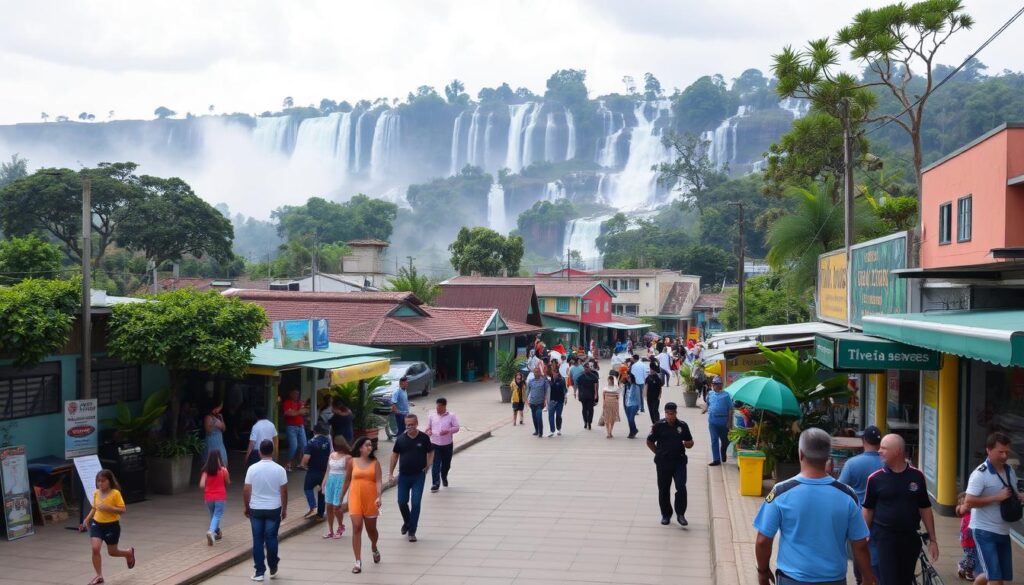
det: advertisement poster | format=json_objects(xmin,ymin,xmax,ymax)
[
  {"xmin": 921, "ymin": 371, "xmax": 940, "ymax": 495},
  {"xmin": 816, "ymin": 250, "xmax": 848, "ymax": 325},
  {"xmin": 273, "ymin": 319, "xmax": 329, "ymax": 351},
  {"xmin": 64, "ymin": 399, "xmax": 99, "ymax": 459},
  {"xmin": 865, "ymin": 376, "xmax": 877, "ymax": 428},
  {"xmin": 850, "ymin": 232, "xmax": 908, "ymax": 326},
  {"xmin": 1, "ymin": 446, "xmax": 34, "ymax": 540}
]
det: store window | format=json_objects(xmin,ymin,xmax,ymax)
[
  {"xmin": 538, "ymin": 298, "xmax": 546, "ymax": 312},
  {"xmin": 612, "ymin": 304, "xmax": 639, "ymax": 316},
  {"xmin": 80, "ymin": 357, "xmax": 141, "ymax": 406},
  {"xmin": 885, "ymin": 370, "xmax": 920, "ymax": 461},
  {"xmin": 939, "ymin": 202, "xmax": 952, "ymax": 244},
  {"xmin": 957, "ymin": 195, "xmax": 972, "ymax": 242},
  {"xmin": 556, "ymin": 298, "xmax": 569, "ymax": 313},
  {"xmin": 0, "ymin": 362, "xmax": 61, "ymax": 421}
]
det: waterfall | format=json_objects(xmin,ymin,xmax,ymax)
[
  {"xmin": 703, "ymin": 105, "xmax": 751, "ymax": 168},
  {"xmin": 604, "ymin": 100, "xmax": 674, "ymax": 210},
  {"xmin": 370, "ymin": 110, "xmax": 401, "ymax": 181},
  {"xmin": 596, "ymin": 101, "xmax": 626, "ymax": 168},
  {"xmin": 448, "ymin": 110, "xmax": 464, "ymax": 176},
  {"xmin": 779, "ymin": 97, "xmax": 809, "ymax": 119},
  {"xmin": 544, "ymin": 181, "xmax": 566, "ymax": 201},
  {"xmin": 565, "ymin": 107, "xmax": 576, "ymax": 161},
  {"xmin": 595, "ymin": 173, "xmax": 608, "ymax": 203},
  {"xmin": 520, "ymin": 103, "xmax": 544, "ymax": 169},
  {"xmin": 253, "ymin": 116, "xmax": 292, "ymax": 153},
  {"xmin": 335, "ymin": 111, "xmax": 353, "ymax": 171},
  {"xmin": 353, "ymin": 111, "xmax": 367, "ymax": 172},
  {"xmin": 465, "ymin": 106, "xmax": 482, "ymax": 168},
  {"xmin": 487, "ymin": 182, "xmax": 507, "ymax": 233},
  {"xmin": 505, "ymin": 103, "xmax": 533, "ymax": 174},
  {"xmin": 482, "ymin": 112, "xmax": 495, "ymax": 171},
  {"xmin": 563, "ymin": 214, "xmax": 613, "ymax": 270},
  {"xmin": 292, "ymin": 113, "xmax": 345, "ymax": 168},
  {"xmin": 543, "ymin": 112, "xmax": 558, "ymax": 163}
]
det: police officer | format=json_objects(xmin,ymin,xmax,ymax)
[
  {"xmin": 754, "ymin": 428, "xmax": 874, "ymax": 585},
  {"xmin": 646, "ymin": 402, "xmax": 693, "ymax": 526}
]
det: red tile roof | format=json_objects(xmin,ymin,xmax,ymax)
[
  {"xmin": 594, "ymin": 268, "xmax": 673, "ymax": 277},
  {"xmin": 694, "ymin": 293, "xmax": 727, "ymax": 309},
  {"xmin": 660, "ymin": 282, "xmax": 695, "ymax": 315},
  {"xmin": 443, "ymin": 276, "xmax": 610, "ymax": 298},
  {"xmin": 434, "ymin": 284, "xmax": 543, "ymax": 326}
]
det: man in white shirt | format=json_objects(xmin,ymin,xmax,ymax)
[
  {"xmin": 657, "ymin": 349, "xmax": 672, "ymax": 387},
  {"xmin": 246, "ymin": 408, "xmax": 278, "ymax": 467},
  {"xmin": 965, "ymin": 432, "xmax": 1024, "ymax": 585},
  {"xmin": 630, "ymin": 356, "xmax": 649, "ymax": 413},
  {"xmin": 244, "ymin": 440, "xmax": 288, "ymax": 581}
]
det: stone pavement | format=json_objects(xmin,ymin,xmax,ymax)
[{"xmin": 201, "ymin": 381, "xmax": 717, "ymax": 585}]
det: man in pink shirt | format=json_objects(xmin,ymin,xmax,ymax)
[{"xmin": 425, "ymin": 397, "xmax": 460, "ymax": 493}]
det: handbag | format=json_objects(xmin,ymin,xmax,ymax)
[{"xmin": 996, "ymin": 467, "xmax": 1023, "ymax": 523}]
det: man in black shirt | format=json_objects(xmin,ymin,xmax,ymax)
[
  {"xmin": 863, "ymin": 434, "xmax": 938, "ymax": 585},
  {"xmin": 644, "ymin": 363, "xmax": 665, "ymax": 424},
  {"xmin": 646, "ymin": 402, "xmax": 694, "ymax": 526},
  {"xmin": 388, "ymin": 414, "xmax": 434, "ymax": 542},
  {"xmin": 573, "ymin": 361, "xmax": 600, "ymax": 430}
]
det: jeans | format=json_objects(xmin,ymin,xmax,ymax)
[
  {"xmin": 285, "ymin": 425, "xmax": 307, "ymax": 463},
  {"xmin": 206, "ymin": 500, "xmax": 225, "ymax": 533},
  {"xmin": 431, "ymin": 443, "xmax": 453, "ymax": 487},
  {"xmin": 873, "ymin": 527, "xmax": 921, "ymax": 585},
  {"xmin": 547, "ymin": 400, "xmax": 563, "ymax": 432},
  {"xmin": 709, "ymin": 421, "xmax": 730, "ymax": 463},
  {"xmin": 396, "ymin": 472, "xmax": 426, "ymax": 535},
  {"xmin": 249, "ymin": 507, "xmax": 281, "ymax": 577},
  {"xmin": 656, "ymin": 461, "xmax": 687, "ymax": 518},
  {"xmin": 529, "ymin": 403, "xmax": 545, "ymax": 435},
  {"xmin": 624, "ymin": 404, "xmax": 640, "ymax": 436},
  {"xmin": 394, "ymin": 413, "xmax": 407, "ymax": 436},
  {"xmin": 303, "ymin": 469, "xmax": 326, "ymax": 516},
  {"xmin": 581, "ymin": 399, "xmax": 596, "ymax": 427},
  {"xmin": 647, "ymin": 395, "xmax": 661, "ymax": 424}
]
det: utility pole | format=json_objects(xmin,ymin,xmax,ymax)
[
  {"xmin": 311, "ymin": 231, "xmax": 319, "ymax": 292},
  {"xmin": 729, "ymin": 202, "xmax": 746, "ymax": 330},
  {"xmin": 81, "ymin": 177, "xmax": 93, "ymax": 399},
  {"xmin": 566, "ymin": 248, "xmax": 571, "ymax": 281},
  {"xmin": 841, "ymin": 98, "xmax": 855, "ymax": 330},
  {"xmin": 406, "ymin": 256, "xmax": 414, "ymax": 273}
]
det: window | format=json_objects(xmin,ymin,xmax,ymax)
[
  {"xmin": 1, "ymin": 362, "xmax": 61, "ymax": 421},
  {"xmin": 556, "ymin": 298, "xmax": 570, "ymax": 313},
  {"xmin": 616, "ymin": 278, "xmax": 639, "ymax": 291},
  {"xmin": 607, "ymin": 279, "xmax": 618, "ymax": 291},
  {"xmin": 957, "ymin": 196, "xmax": 972, "ymax": 242},
  {"xmin": 604, "ymin": 302, "xmax": 610, "ymax": 312},
  {"xmin": 612, "ymin": 304, "xmax": 640, "ymax": 316},
  {"xmin": 538, "ymin": 298, "xmax": 546, "ymax": 312},
  {"xmin": 939, "ymin": 202, "xmax": 952, "ymax": 245},
  {"xmin": 583, "ymin": 300, "xmax": 592, "ymax": 314},
  {"xmin": 82, "ymin": 357, "xmax": 141, "ymax": 406}
]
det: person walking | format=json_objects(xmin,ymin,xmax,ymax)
[
  {"xmin": 837, "ymin": 425, "xmax": 884, "ymax": 584},
  {"xmin": 510, "ymin": 371, "xmax": 527, "ymax": 426},
  {"xmin": 245, "ymin": 408, "xmax": 277, "ymax": 468},
  {"xmin": 426, "ymin": 397, "xmax": 460, "ymax": 491},
  {"xmin": 754, "ymin": 428, "xmax": 874, "ymax": 585},
  {"xmin": 701, "ymin": 375, "xmax": 732, "ymax": 466},
  {"xmin": 389, "ymin": 414, "xmax": 434, "ymax": 542},
  {"xmin": 547, "ymin": 364, "xmax": 567, "ymax": 437},
  {"xmin": 644, "ymin": 362, "xmax": 665, "ymax": 424},
  {"xmin": 321, "ymin": 434, "xmax": 351, "ymax": 539},
  {"xmin": 574, "ymin": 361, "xmax": 600, "ymax": 430},
  {"xmin": 300, "ymin": 424, "xmax": 331, "ymax": 521},
  {"xmin": 647, "ymin": 402, "xmax": 693, "ymax": 526},
  {"xmin": 390, "ymin": 377, "xmax": 411, "ymax": 440},
  {"xmin": 657, "ymin": 348, "xmax": 671, "ymax": 387},
  {"xmin": 203, "ymin": 401, "xmax": 228, "ymax": 469},
  {"xmin": 199, "ymin": 451, "xmax": 230, "ymax": 545},
  {"xmin": 80, "ymin": 469, "xmax": 136, "ymax": 585},
  {"xmin": 343, "ymin": 437, "xmax": 382, "ymax": 574},
  {"xmin": 862, "ymin": 434, "xmax": 938, "ymax": 585},
  {"xmin": 329, "ymin": 398, "xmax": 354, "ymax": 445},
  {"xmin": 526, "ymin": 367, "xmax": 549, "ymax": 437},
  {"xmin": 281, "ymin": 388, "xmax": 309, "ymax": 472},
  {"xmin": 243, "ymin": 439, "xmax": 288, "ymax": 581},
  {"xmin": 957, "ymin": 492, "xmax": 978, "ymax": 582},
  {"xmin": 964, "ymin": 432, "xmax": 1024, "ymax": 585},
  {"xmin": 602, "ymin": 372, "xmax": 621, "ymax": 438},
  {"xmin": 623, "ymin": 372, "xmax": 642, "ymax": 439},
  {"xmin": 630, "ymin": 355, "xmax": 649, "ymax": 415}
]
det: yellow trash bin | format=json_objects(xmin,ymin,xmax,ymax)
[{"xmin": 737, "ymin": 450, "xmax": 766, "ymax": 497}]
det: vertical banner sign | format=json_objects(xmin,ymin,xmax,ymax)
[
  {"xmin": 850, "ymin": 233, "xmax": 908, "ymax": 327},
  {"xmin": 921, "ymin": 371, "xmax": 940, "ymax": 496},
  {"xmin": 64, "ymin": 399, "xmax": 99, "ymax": 459},
  {"xmin": 0, "ymin": 446, "xmax": 34, "ymax": 540},
  {"xmin": 816, "ymin": 250, "xmax": 848, "ymax": 325},
  {"xmin": 865, "ymin": 376, "xmax": 877, "ymax": 428}
]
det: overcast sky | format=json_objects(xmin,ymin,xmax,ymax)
[{"xmin": 1, "ymin": 1, "xmax": 1021, "ymax": 125}]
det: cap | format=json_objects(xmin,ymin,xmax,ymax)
[
  {"xmin": 664, "ymin": 402, "xmax": 678, "ymax": 412},
  {"xmin": 712, "ymin": 375, "xmax": 722, "ymax": 384},
  {"xmin": 857, "ymin": 425, "xmax": 882, "ymax": 445}
]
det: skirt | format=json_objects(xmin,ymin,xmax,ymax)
[
  {"xmin": 602, "ymin": 392, "xmax": 620, "ymax": 423},
  {"xmin": 325, "ymin": 473, "xmax": 345, "ymax": 506}
]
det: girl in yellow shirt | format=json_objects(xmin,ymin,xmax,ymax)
[{"xmin": 79, "ymin": 469, "xmax": 136, "ymax": 584}]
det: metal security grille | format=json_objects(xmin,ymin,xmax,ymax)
[
  {"xmin": 85, "ymin": 358, "xmax": 141, "ymax": 406},
  {"xmin": 0, "ymin": 362, "xmax": 61, "ymax": 420}
]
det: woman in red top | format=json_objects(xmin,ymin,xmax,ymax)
[
  {"xmin": 199, "ymin": 451, "xmax": 230, "ymax": 545},
  {"xmin": 282, "ymin": 388, "xmax": 309, "ymax": 472}
]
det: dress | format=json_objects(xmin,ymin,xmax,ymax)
[
  {"xmin": 347, "ymin": 459, "xmax": 379, "ymax": 518},
  {"xmin": 324, "ymin": 455, "xmax": 347, "ymax": 506},
  {"xmin": 204, "ymin": 417, "xmax": 228, "ymax": 466},
  {"xmin": 602, "ymin": 388, "xmax": 621, "ymax": 423}
]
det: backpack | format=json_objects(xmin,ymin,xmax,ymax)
[{"xmin": 997, "ymin": 468, "xmax": 1024, "ymax": 522}]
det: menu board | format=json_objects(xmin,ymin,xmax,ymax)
[
  {"xmin": 74, "ymin": 455, "xmax": 102, "ymax": 509},
  {"xmin": 921, "ymin": 371, "xmax": 939, "ymax": 496},
  {"xmin": 1, "ymin": 446, "xmax": 34, "ymax": 540}
]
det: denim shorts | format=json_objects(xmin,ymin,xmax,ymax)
[
  {"xmin": 973, "ymin": 528, "xmax": 1013, "ymax": 582},
  {"xmin": 89, "ymin": 520, "xmax": 121, "ymax": 544}
]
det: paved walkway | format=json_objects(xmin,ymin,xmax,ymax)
[{"xmin": 202, "ymin": 382, "xmax": 715, "ymax": 585}]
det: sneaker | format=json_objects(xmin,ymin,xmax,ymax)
[
  {"xmin": 251, "ymin": 574, "xmax": 264, "ymax": 582},
  {"xmin": 322, "ymin": 531, "xmax": 334, "ymax": 539},
  {"xmin": 269, "ymin": 566, "xmax": 278, "ymax": 580},
  {"xmin": 330, "ymin": 531, "xmax": 342, "ymax": 540},
  {"xmin": 708, "ymin": 461, "xmax": 721, "ymax": 467},
  {"xmin": 408, "ymin": 533, "xmax": 417, "ymax": 542},
  {"xmin": 546, "ymin": 432, "xmax": 554, "ymax": 437},
  {"xmin": 555, "ymin": 430, "xmax": 561, "ymax": 436},
  {"xmin": 401, "ymin": 523, "xmax": 409, "ymax": 535},
  {"xmin": 660, "ymin": 516, "xmax": 670, "ymax": 525},
  {"xmin": 677, "ymin": 514, "xmax": 688, "ymax": 527},
  {"xmin": 430, "ymin": 485, "xmax": 440, "ymax": 493},
  {"xmin": 214, "ymin": 530, "xmax": 222, "ymax": 541},
  {"xmin": 206, "ymin": 531, "xmax": 214, "ymax": 546},
  {"xmin": 338, "ymin": 524, "xmax": 346, "ymax": 537},
  {"xmin": 442, "ymin": 479, "xmax": 448, "ymax": 487}
]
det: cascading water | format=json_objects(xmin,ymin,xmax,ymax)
[
  {"xmin": 370, "ymin": 110, "xmax": 401, "ymax": 181},
  {"xmin": 703, "ymin": 105, "xmax": 751, "ymax": 168},
  {"xmin": 544, "ymin": 181, "xmax": 566, "ymax": 201},
  {"xmin": 465, "ymin": 107, "xmax": 482, "ymax": 168},
  {"xmin": 292, "ymin": 113, "xmax": 347, "ymax": 168},
  {"xmin": 487, "ymin": 182, "xmax": 508, "ymax": 233},
  {"xmin": 520, "ymin": 103, "xmax": 545, "ymax": 169},
  {"xmin": 448, "ymin": 110, "xmax": 464, "ymax": 176},
  {"xmin": 596, "ymin": 101, "xmax": 626, "ymax": 168},
  {"xmin": 253, "ymin": 116, "xmax": 292, "ymax": 153},
  {"xmin": 604, "ymin": 100, "xmax": 674, "ymax": 210},
  {"xmin": 543, "ymin": 112, "xmax": 558, "ymax": 163},
  {"xmin": 353, "ymin": 111, "xmax": 367, "ymax": 173},
  {"xmin": 565, "ymin": 107, "xmax": 576, "ymax": 161},
  {"xmin": 482, "ymin": 112, "xmax": 495, "ymax": 171},
  {"xmin": 504, "ymin": 103, "xmax": 533, "ymax": 174},
  {"xmin": 563, "ymin": 214, "xmax": 613, "ymax": 270},
  {"xmin": 779, "ymin": 97, "xmax": 809, "ymax": 119}
]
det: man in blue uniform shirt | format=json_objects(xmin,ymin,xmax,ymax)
[
  {"xmin": 754, "ymin": 428, "xmax": 874, "ymax": 585},
  {"xmin": 701, "ymin": 375, "xmax": 731, "ymax": 466}
]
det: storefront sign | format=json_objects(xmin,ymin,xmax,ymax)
[
  {"xmin": 0, "ymin": 446, "xmax": 34, "ymax": 540},
  {"xmin": 817, "ymin": 250, "xmax": 848, "ymax": 325},
  {"xmin": 865, "ymin": 376, "xmax": 877, "ymax": 428},
  {"xmin": 815, "ymin": 333, "xmax": 941, "ymax": 371},
  {"xmin": 272, "ymin": 319, "xmax": 330, "ymax": 351},
  {"xmin": 725, "ymin": 353, "xmax": 768, "ymax": 385},
  {"xmin": 921, "ymin": 371, "xmax": 939, "ymax": 495},
  {"xmin": 329, "ymin": 359, "xmax": 391, "ymax": 385},
  {"xmin": 64, "ymin": 399, "xmax": 98, "ymax": 459},
  {"xmin": 850, "ymin": 233, "xmax": 908, "ymax": 326}
]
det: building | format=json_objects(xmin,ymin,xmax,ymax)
[
  {"xmin": 294, "ymin": 273, "xmax": 379, "ymax": 292},
  {"xmin": 533, "ymin": 268, "xmax": 594, "ymax": 279},
  {"xmin": 693, "ymin": 293, "xmax": 727, "ymax": 336},
  {"xmin": 591, "ymin": 269, "xmax": 700, "ymax": 337},
  {"xmin": 342, "ymin": 239, "xmax": 391, "ymax": 288}
]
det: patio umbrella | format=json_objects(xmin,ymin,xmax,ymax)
[{"xmin": 726, "ymin": 375, "xmax": 801, "ymax": 417}]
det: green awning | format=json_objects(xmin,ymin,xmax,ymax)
[
  {"xmin": 551, "ymin": 327, "xmax": 578, "ymax": 334},
  {"xmin": 814, "ymin": 332, "xmax": 941, "ymax": 371},
  {"xmin": 862, "ymin": 310, "xmax": 1024, "ymax": 367},
  {"xmin": 248, "ymin": 340, "xmax": 391, "ymax": 368}
]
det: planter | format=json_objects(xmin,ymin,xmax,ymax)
[
  {"xmin": 773, "ymin": 460, "xmax": 800, "ymax": 482},
  {"xmin": 499, "ymin": 384, "xmax": 512, "ymax": 403},
  {"xmin": 682, "ymin": 391, "xmax": 699, "ymax": 408},
  {"xmin": 355, "ymin": 427, "xmax": 381, "ymax": 450},
  {"xmin": 146, "ymin": 454, "xmax": 193, "ymax": 495}
]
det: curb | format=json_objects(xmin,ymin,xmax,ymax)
[
  {"xmin": 161, "ymin": 430, "xmax": 494, "ymax": 585},
  {"xmin": 709, "ymin": 465, "xmax": 741, "ymax": 585}
]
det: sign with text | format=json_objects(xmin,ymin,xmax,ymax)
[
  {"xmin": 74, "ymin": 455, "xmax": 102, "ymax": 509},
  {"xmin": 1, "ymin": 446, "xmax": 34, "ymax": 540},
  {"xmin": 816, "ymin": 250, "xmax": 848, "ymax": 325},
  {"xmin": 850, "ymin": 233, "xmax": 908, "ymax": 326},
  {"xmin": 272, "ymin": 319, "xmax": 329, "ymax": 351},
  {"xmin": 921, "ymin": 371, "xmax": 940, "ymax": 496},
  {"xmin": 815, "ymin": 333, "xmax": 941, "ymax": 371},
  {"xmin": 64, "ymin": 399, "xmax": 98, "ymax": 459}
]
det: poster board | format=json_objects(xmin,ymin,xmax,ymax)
[
  {"xmin": 921, "ymin": 371, "xmax": 940, "ymax": 496},
  {"xmin": 32, "ymin": 484, "xmax": 69, "ymax": 525},
  {"xmin": 272, "ymin": 319, "xmax": 330, "ymax": 351},
  {"xmin": 64, "ymin": 399, "xmax": 99, "ymax": 459},
  {"xmin": 74, "ymin": 455, "xmax": 102, "ymax": 509},
  {"xmin": 0, "ymin": 445, "xmax": 34, "ymax": 540}
]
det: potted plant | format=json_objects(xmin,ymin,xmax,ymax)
[
  {"xmin": 328, "ymin": 376, "xmax": 388, "ymax": 443},
  {"xmin": 103, "ymin": 388, "xmax": 169, "ymax": 445},
  {"xmin": 680, "ymin": 361, "xmax": 699, "ymax": 408},
  {"xmin": 496, "ymin": 350, "xmax": 518, "ymax": 403},
  {"xmin": 146, "ymin": 431, "xmax": 204, "ymax": 495}
]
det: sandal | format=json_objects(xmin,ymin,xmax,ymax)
[
  {"xmin": 372, "ymin": 548, "xmax": 381, "ymax": 564},
  {"xmin": 351, "ymin": 561, "xmax": 362, "ymax": 574},
  {"xmin": 126, "ymin": 547, "xmax": 136, "ymax": 569},
  {"xmin": 337, "ymin": 524, "xmax": 346, "ymax": 537},
  {"xmin": 89, "ymin": 577, "xmax": 105, "ymax": 585},
  {"xmin": 322, "ymin": 531, "xmax": 334, "ymax": 539}
]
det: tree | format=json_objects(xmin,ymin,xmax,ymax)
[
  {"xmin": 671, "ymin": 75, "xmax": 735, "ymax": 133},
  {"xmin": 444, "ymin": 79, "xmax": 467, "ymax": 105},
  {"xmin": 0, "ymin": 278, "xmax": 79, "ymax": 367},
  {"xmin": 0, "ymin": 235, "xmax": 64, "ymax": 282},
  {"xmin": 655, "ymin": 132, "xmax": 728, "ymax": 212},
  {"xmin": 643, "ymin": 73, "xmax": 663, "ymax": 100},
  {"xmin": 273, "ymin": 194, "xmax": 398, "ymax": 244},
  {"xmin": 107, "ymin": 289, "xmax": 267, "ymax": 439},
  {"xmin": 0, "ymin": 154, "xmax": 28, "ymax": 188},
  {"xmin": 545, "ymin": 69, "xmax": 588, "ymax": 109},
  {"xmin": 763, "ymin": 112, "xmax": 868, "ymax": 197},
  {"xmin": 282, "ymin": 96, "xmax": 294, "ymax": 109},
  {"xmin": 114, "ymin": 175, "xmax": 235, "ymax": 268},
  {"xmin": 55, "ymin": 115, "xmax": 69, "ymax": 123},
  {"xmin": 154, "ymin": 106, "xmax": 176, "ymax": 119},
  {"xmin": 719, "ymin": 273, "xmax": 812, "ymax": 330},
  {"xmin": 622, "ymin": 75, "xmax": 637, "ymax": 96},
  {"xmin": 385, "ymin": 265, "xmax": 440, "ymax": 304},
  {"xmin": 108, "ymin": 110, "xmax": 115, "ymax": 119},
  {"xmin": 448, "ymin": 227, "xmax": 524, "ymax": 276},
  {"xmin": 775, "ymin": 0, "xmax": 973, "ymax": 194},
  {"xmin": 666, "ymin": 244, "xmax": 736, "ymax": 287},
  {"xmin": 40, "ymin": 112, "xmax": 49, "ymax": 123}
]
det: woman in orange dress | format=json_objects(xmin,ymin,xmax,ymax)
[{"xmin": 342, "ymin": 437, "xmax": 383, "ymax": 574}]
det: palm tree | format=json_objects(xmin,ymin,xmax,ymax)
[{"xmin": 385, "ymin": 265, "xmax": 440, "ymax": 304}]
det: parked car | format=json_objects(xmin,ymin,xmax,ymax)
[{"xmin": 371, "ymin": 361, "xmax": 433, "ymax": 439}]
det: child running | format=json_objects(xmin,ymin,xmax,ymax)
[
  {"xmin": 956, "ymin": 492, "xmax": 977, "ymax": 581},
  {"xmin": 321, "ymin": 434, "xmax": 351, "ymax": 539},
  {"xmin": 199, "ymin": 451, "xmax": 230, "ymax": 545},
  {"xmin": 80, "ymin": 469, "xmax": 136, "ymax": 584}
]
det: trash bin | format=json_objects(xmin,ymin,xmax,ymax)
[{"xmin": 737, "ymin": 450, "xmax": 766, "ymax": 497}]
